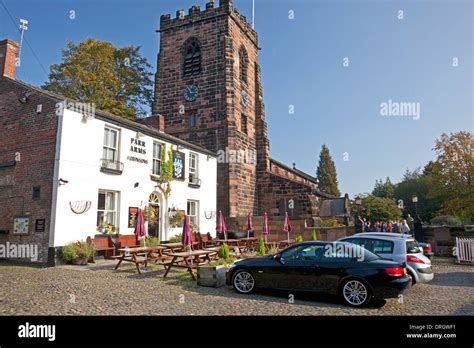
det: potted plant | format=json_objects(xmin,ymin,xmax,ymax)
[
  {"xmin": 197, "ymin": 243, "xmax": 234, "ymax": 288},
  {"xmin": 61, "ymin": 241, "xmax": 96, "ymax": 265}
]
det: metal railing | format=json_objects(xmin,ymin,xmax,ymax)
[{"xmin": 100, "ymin": 159, "xmax": 124, "ymax": 174}]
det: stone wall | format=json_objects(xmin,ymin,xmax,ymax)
[{"xmin": 423, "ymin": 225, "xmax": 473, "ymax": 256}]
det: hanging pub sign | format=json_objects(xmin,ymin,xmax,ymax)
[
  {"xmin": 172, "ymin": 150, "xmax": 185, "ymax": 180},
  {"xmin": 128, "ymin": 207, "xmax": 139, "ymax": 228}
]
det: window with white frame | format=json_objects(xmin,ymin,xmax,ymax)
[
  {"xmin": 103, "ymin": 127, "xmax": 119, "ymax": 162},
  {"xmin": 152, "ymin": 142, "xmax": 163, "ymax": 176},
  {"xmin": 97, "ymin": 190, "xmax": 119, "ymax": 232},
  {"xmin": 189, "ymin": 152, "xmax": 199, "ymax": 184},
  {"xmin": 187, "ymin": 200, "xmax": 199, "ymax": 227}
]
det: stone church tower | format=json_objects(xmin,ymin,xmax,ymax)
[{"xmin": 153, "ymin": 0, "xmax": 349, "ymax": 231}]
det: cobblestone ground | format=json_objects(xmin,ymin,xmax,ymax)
[{"xmin": 0, "ymin": 260, "xmax": 472, "ymax": 315}]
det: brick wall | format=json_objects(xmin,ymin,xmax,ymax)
[{"xmin": 0, "ymin": 77, "xmax": 58, "ymax": 263}]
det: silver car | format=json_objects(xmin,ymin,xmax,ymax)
[{"xmin": 338, "ymin": 232, "xmax": 434, "ymax": 284}]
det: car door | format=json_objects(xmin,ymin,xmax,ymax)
[
  {"xmin": 311, "ymin": 244, "xmax": 351, "ymax": 292},
  {"xmin": 268, "ymin": 244, "xmax": 325, "ymax": 290}
]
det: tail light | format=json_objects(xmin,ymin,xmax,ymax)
[
  {"xmin": 385, "ymin": 266, "xmax": 405, "ymax": 277},
  {"xmin": 407, "ymin": 255, "xmax": 425, "ymax": 264},
  {"xmin": 423, "ymin": 246, "xmax": 432, "ymax": 253}
]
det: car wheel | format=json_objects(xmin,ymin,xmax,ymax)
[
  {"xmin": 340, "ymin": 278, "xmax": 372, "ymax": 307},
  {"xmin": 232, "ymin": 269, "xmax": 256, "ymax": 294}
]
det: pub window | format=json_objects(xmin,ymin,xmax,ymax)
[
  {"xmin": 103, "ymin": 127, "xmax": 120, "ymax": 162},
  {"xmin": 152, "ymin": 142, "xmax": 163, "ymax": 176},
  {"xmin": 241, "ymin": 114, "xmax": 248, "ymax": 134},
  {"xmin": 183, "ymin": 39, "xmax": 201, "ymax": 77},
  {"xmin": 189, "ymin": 152, "xmax": 199, "ymax": 184},
  {"xmin": 97, "ymin": 190, "xmax": 119, "ymax": 232},
  {"xmin": 187, "ymin": 200, "xmax": 199, "ymax": 227},
  {"xmin": 239, "ymin": 46, "xmax": 248, "ymax": 84},
  {"xmin": 188, "ymin": 114, "xmax": 198, "ymax": 128},
  {"xmin": 32, "ymin": 186, "xmax": 41, "ymax": 200}
]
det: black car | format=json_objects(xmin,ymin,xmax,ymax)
[{"xmin": 226, "ymin": 241, "xmax": 412, "ymax": 307}]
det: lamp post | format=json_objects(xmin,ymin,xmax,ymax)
[
  {"xmin": 412, "ymin": 195, "xmax": 423, "ymax": 242},
  {"xmin": 355, "ymin": 196, "xmax": 363, "ymax": 232}
]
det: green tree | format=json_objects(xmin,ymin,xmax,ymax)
[
  {"xmin": 256, "ymin": 237, "xmax": 266, "ymax": 256},
  {"xmin": 43, "ymin": 38, "xmax": 153, "ymax": 119},
  {"xmin": 316, "ymin": 144, "xmax": 341, "ymax": 197},
  {"xmin": 428, "ymin": 131, "xmax": 474, "ymax": 220},
  {"xmin": 372, "ymin": 177, "xmax": 395, "ymax": 199},
  {"xmin": 311, "ymin": 230, "xmax": 318, "ymax": 240},
  {"xmin": 356, "ymin": 194, "xmax": 402, "ymax": 222}
]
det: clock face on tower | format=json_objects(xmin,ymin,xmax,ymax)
[{"xmin": 184, "ymin": 84, "xmax": 198, "ymax": 102}]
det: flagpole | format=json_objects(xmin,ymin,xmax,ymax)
[{"xmin": 252, "ymin": 0, "xmax": 255, "ymax": 29}]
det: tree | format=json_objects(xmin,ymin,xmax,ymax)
[
  {"xmin": 428, "ymin": 131, "xmax": 474, "ymax": 220},
  {"xmin": 355, "ymin": 194, "xmax": 402, "ymax": 222},
  {"xmin": 43, "ymin": 38, "xmax": 153, "ymax": 119},
  {"xmin": 372, "ymin": 177, "xmax": 395, "ymax": 199},
  {"xmin": 316, "ymin": 144, "xmax": 341, "ymax": 197}
]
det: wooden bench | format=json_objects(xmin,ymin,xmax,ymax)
[
  {"xmin": 86, "ymin": 235, "xmax": 116, "ymax": 262},
  {"xmin": 196, "ymin": 232, "xmax": 216, "ymax": 249},
  {"xmin": 117, "ymin": 234, "xmax": 140, "ymax": 249}
]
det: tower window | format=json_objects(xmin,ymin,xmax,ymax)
[
  {"xmin": 239, "ymin": 46, "xmax": 248, "ymax": 84},
  {"xmin": 241, "ymin": 114, "xmax": 248, "ymax": 134},
  {"xmin": 188, "ymin": 114, "xmax": 199, "ymax": 128},
  {"xmin": 183, "ymin": 39, "xmax": 201, "ymax": 77}
]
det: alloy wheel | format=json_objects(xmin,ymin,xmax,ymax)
[
  {"xmin": 233, "ymin": 270, "xmax": 255, "ymax": 293},
  {"xmin": 342, "ymin": 280, "xmax": 368, "ymax": 306}
]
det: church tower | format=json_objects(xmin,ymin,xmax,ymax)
[{"xmin": 153, "ymin": 0, "xmax": 270, "ymax": 219}]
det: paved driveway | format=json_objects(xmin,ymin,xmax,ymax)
[{"xmin": 0, "ymin": 261, "xmax": 472, "ymax": 315}]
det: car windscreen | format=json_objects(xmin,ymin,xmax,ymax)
[{"xmin": 406, "ymin": 240, "xmax": 421, "ymax": 254}]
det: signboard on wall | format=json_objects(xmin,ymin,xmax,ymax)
[
  {"xmin": 13, "ymin": 216, "xmax": 29, "ymax": 234},
  {"xmin": 172, "ymin": 150, "xmax": 185, "ymax": 180},
  {"xmin": 35, "ymin": 219, "xmax": 45, "ymax": 232},
  {"xmin": 128, "ymin": 207, "xmax": 139, "ymax": 228}
]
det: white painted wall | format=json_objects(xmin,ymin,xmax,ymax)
[{"xmin": 51, "ymin": 108, "xmax": 217, "ymax": 247}]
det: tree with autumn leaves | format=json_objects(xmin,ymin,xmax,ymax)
[{"xmin": 43, "ymin": 38, "xmax": 153, "ymax": 119}]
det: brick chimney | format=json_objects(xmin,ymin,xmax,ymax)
[
  {"xmin": 136, "ymin": 114, "xmax": 165, "ymax": 132},
  {"xmin": 0, "ymin": 39, "xmax": 19, "ymax": 79}
]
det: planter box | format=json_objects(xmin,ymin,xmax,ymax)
[{"xmin": 197, "ymin": 265, "xmax": 227, "ymax": 287}]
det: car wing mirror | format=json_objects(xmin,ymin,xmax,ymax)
[{"xmin": 274, "ymin": 254, "xmax": 284, "ymax": 264}]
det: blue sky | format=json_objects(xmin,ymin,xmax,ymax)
[{"xmin": 1, "ymin": 0, "xmax": 472, "ymax": 196}]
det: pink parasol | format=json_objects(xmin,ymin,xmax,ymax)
[
  {"xmin": 283, "ymin": 211, "xmax": 292, "ymax": 243},
  {"xmin": 181, "ymin": 215, "xmax": 193, "ymax": 250},
  {"xmin": 217, "ymin": 210, "xmax": 228, "ymax": 240},
  {"xmin": 246, "ymin": 212, "xmax": 253, "ymax": 239}
]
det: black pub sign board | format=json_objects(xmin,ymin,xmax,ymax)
[{"xmin": 172, "ymin": 150, "xmax": 185, "ymax": 180}]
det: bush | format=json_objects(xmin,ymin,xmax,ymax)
[
  {"xmin": 295, "ymin": 236, "xmax": 304, "ymax": 243},
  {"xmin": 320, "ymin": 218, "xmax": 344, "ymax": 228},
  {"xmin": 168, "ymin": 234, "xmax": 182, "ymax": 243},
  {"xmin": 140, "ymin": 236, "xmax": 161, "ymax": 246},
  {"xmin": 430, "ymin": 215, "xmax": 463, "ymax": 226},
  {"xmin": 218, "ymin": 243, "xmax": 230, "ymax": 261},
  {"xmin": 311, "ymin": 230, "xmax": 318, "ymax": 241},
  {"xmin": 256, "ymin": 236, "xmax": 266, "ymax": 256},
  {"xmin": 61, "ymin": 241, "xmax": 95, "ymax": 264}
]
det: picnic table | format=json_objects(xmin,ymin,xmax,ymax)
[
  {"xmin": 264, "ymin": 241, "xmax": 280, "ymax": 252},
  {"xmin": 215, "ymin": 239, "xmax": 244, "ymax": 254},
  {"xmin": 114, "ymin": 246, "xmax": 168, "ymax": 274},
  {"xmin": 239, "ymin": 237, "xmax": 259, "ymax": 252},
  {"xmin": 163, "ymin": 250, "xmax": 215, "ymax": 280},
  {"xmin": 278, "ymin": 239, "xmax": 295, "ymax": 249},
  {"xmin": 158, "ymin": 242, "xmax": 199, "ymax": 252}
]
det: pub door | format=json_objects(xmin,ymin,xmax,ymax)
[{"xmin": 148, "ymin": 204, "xmax": 160, "ymax": 238}]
